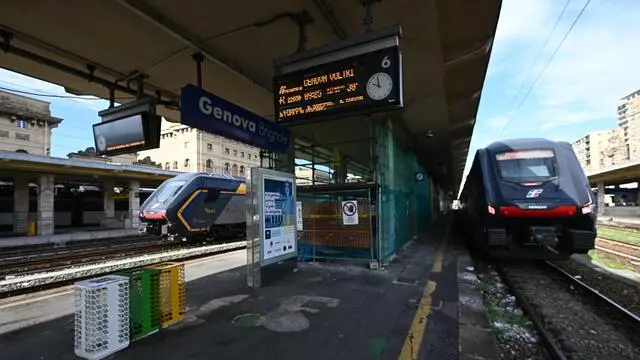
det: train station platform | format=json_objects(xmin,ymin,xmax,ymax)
[
  {"xmin": 0, "ymin": 217, "xmax": 498, "ymax": 360},
  {"xmin": 0, "ymin": 227, "xmax": 140, "ymax": 249}
]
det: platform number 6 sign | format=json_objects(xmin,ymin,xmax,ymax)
[{"xmin": 381, "ymin": 55, "xmax": 391, "ymax": 68}]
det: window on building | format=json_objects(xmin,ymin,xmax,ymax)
[
  {"xmin": 184, "ymin": 158, "xmax": 190, "ymax": 168},
  {"xmin": 224, "ymin": 162, "xmax": 230, "ymax": 174},
  {"xmin": 233, "ymin": 150, "xmax": 238, "ymax": 156},
  {"xmin": 240, "ymin": 165, "xmax": 245, "ymax": 175},
  {"xmin": 16, "ymin": 120, "xmax": 28, "ymax": 129},
  {"xmin": 0, "ymin": 130, "xmax": 9, "ymax": 138},
  {"xmin": 184, "ymin": 141, "xmax": 189, "ymax": 149},
  {"xmin": 225, "ymin": 147, "xmax": 230, "ymax": 155},
  {"xmin": 247, "ymin": 154, "xmax": 251, "ymax": 160},
  {"xmin": 206, "ymin": 159, "xmax": 213, "ymax": 169},
  {"xmin": 173, "ymin": 161, "xmax": 178, "ymax": 170},
  {"xmin": 165, "ymin": 162, "xmax": 170, "ymax": 169},
  {"xmin": 207, "ymin": 143, "xmax": 213, "ymax": 151},
  {"xmin": 241, "ymin": 152, "xmax": 244, "ymax": 158},
  {"xmin": 231, "ymin": 164, "xmax": 238, "ymax": 176},
  {"xmin": 15, "ymin": 149, "xmax": 28, "ymax": 154}
]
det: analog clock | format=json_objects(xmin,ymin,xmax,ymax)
[
  {"xmin": 96, "ymin": 135, "xmax": 107, "ymax": 152},
  {"xmin": 366, "ymin": 72, "xmax": 393, "ymax": 100}
]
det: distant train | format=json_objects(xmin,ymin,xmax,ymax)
[
  {"xmin": 138, "ymin": 172, "xmax": 246, "ymax": 242},
  {"xmin": 458, "ymin": 138, "xmax": 597, "ymax": 259}
]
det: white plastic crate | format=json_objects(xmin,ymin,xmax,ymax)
[{"xmin": 74, "ymin": 275, "xmax": 130, "ymax": 360}]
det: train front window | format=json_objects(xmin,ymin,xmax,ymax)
[
  {"xmin": 495, "ymin": 150, "xmax": 556, "ymax": 183},
  {"xmin": 152, "ymin": 180, "xmax": 186, "ymax": 205}
]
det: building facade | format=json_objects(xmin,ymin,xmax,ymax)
[
  {"xmin": 600, "ymin": 128, "xmax": 628, "ymax": 168},
  {"xmin": 0, "ymin": 90, "xmax": 62, "ymax": 155},
  {"xmin": 618, "ymin": 89, "xmax": 640, "ymax": 160},
  {"xmin": 138, "ymin": 119, "xmax": 261, "ymax": 176},
  {"xmin": 572, "ymin": 129, "xmax": 627, "ymax": 172},
  {"xmin": 295, "ymin": 166, "xmax": 331, "ymax": 185}
]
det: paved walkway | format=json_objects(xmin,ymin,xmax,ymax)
[{"xmin": 0, "ymin": 218, "xmax": 498, "ymax": 360}]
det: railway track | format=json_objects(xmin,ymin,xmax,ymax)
[
  {"xmin": 497, "ymin": 261, "xmax": 640, "ymax": 360},
  {"xmin": 595, "ymin": 237, "xmax": 640, "ymax": 268},
  {"xmin": 0, "ymin": 237, "xmax": 178, "ymax": 278},
  {"xmin": 0, "ymin": 237, "xmax": 247, "ymax": 298}
]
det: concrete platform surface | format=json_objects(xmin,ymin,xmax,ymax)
[
  {"xmin": 0, "ymin": 220, "xmax": 498, "ymax": 360},
  {"xmin": 598, "ymin": 214, "xmax": 640, "ymax": 225}
]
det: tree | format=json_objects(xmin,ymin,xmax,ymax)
[
  {"xmin": 134, "ymin": 156, "xmax": 162, "ymax": 168},
  {"xmin": 67, "ymin": 147, "xmax": 98, "ymax": 158}
]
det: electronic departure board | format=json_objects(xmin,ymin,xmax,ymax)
[
  {"xmin": 274, "ymin": 45, "xmax": 402, "ymax": 123},
  {"xmin": 93, "ymin": 112, "xmax": 161, "ymax": 156}
]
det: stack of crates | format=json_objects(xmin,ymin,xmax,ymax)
[
  {"xmin": 74, "ymin": 275, "xmax": 130, "ymax": 360},
  {"xmin": 144, "ymin": 262, "xmax": 186, "ymax": 328},
  {"xmin": 117, "ymin": 268, "xmax": 161, "ymax": 341}
]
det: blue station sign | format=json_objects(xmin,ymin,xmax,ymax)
[{"xmin": 180, "ymin": 84, "xmax": 291, "ymax": 152}]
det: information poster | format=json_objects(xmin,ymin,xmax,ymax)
[{"xmin": 263, "ymin": 175, "xmax": 297, "ymax": 262}]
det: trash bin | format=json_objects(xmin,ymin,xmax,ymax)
[{"xmin": 27, "ymin": 220, "xmax": 37, "ymax": 236}]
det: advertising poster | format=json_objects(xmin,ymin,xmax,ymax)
[{"xmin": 263, "ymin": 175, "xmax": 296, "ymax": 262}]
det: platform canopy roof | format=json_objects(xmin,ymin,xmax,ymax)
[
  {"xmin": 0, "ymin": 150, "xmax": 178, "ymax": 184},
  {"xmin": 587, "ymin": 159, "xmax": 640, "ymax": 186},
  {"xmin": 0, "ymin": 0, "xmax": 501, "ymax": 191}
]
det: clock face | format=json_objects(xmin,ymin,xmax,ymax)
[
  {"xmin": 96, "ymin": 135, "xmax": 107, "ymax": 152},
  {"xmin": 366, "ymin": 72, "xmax": 393, "ymax": 101}
]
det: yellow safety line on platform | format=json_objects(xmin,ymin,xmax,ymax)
[{"xmin": 398, "ymin": 224, "xmax": 450, "ymax": 360}]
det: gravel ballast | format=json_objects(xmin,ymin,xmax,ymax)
[
  {"xmin": 502, "ymin": 263, "xmax": 640, "ymax": 360},
  {"xmin": 0, "ymin": 241, "xmax": 246, "ymax": 294},
  {"xmin": 552, "ymin": 256, "xmax": 640, "ymax": 318},
  {"xmin": 473, "ymin": 261, "xmax": 549, "ymax": 360}
]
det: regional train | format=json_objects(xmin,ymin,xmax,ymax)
[
  {"xmin": 138, "ymin": 172, "xmax": 247, "ymax": 242},
  {"xmin": 458, "ymin": 138, "xmax": 597, "ymax": 259}
]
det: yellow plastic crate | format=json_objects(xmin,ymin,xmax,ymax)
[{"xmin": 143, "ymin": 262, "xmax": 186, "ymax": 328}]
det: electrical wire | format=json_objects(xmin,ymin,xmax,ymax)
[
  {"xmin": 499, "ymin": 0, "xmax": 573, "ymax": 132},
  {"xmin": 0, "ymin": 84, "xmax": 133, "ymax": 101},
  {"xmin": 497, "ymin": 0, "xmax": 592, "ymax": 136}
]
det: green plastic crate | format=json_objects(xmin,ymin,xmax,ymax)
[{"xmin": 117, "ymin": 268, "xmax": 160, "ymax": 341}]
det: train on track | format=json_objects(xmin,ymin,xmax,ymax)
[
  {"xmin": 138, "ymin": 172, "xmax": 246, "ymax": 242},
  {"xmin": 457, "ymin": 138, "xmax": 597, "ymax": 259}
]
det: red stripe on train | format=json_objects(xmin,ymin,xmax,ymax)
[{"xmin": 499, "ymin": 205, "xmax": 576, "ymax": 218}]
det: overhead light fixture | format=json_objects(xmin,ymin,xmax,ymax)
[{"xmin": 425, "ymin": 131, "xmax": 434, "ymax": 138}]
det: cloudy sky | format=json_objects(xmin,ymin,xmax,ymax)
[
  {"xmin": 0, "ymin": 0, "xmax": 639, "ymax": 181},
  {"xmin": 470, "ymin": 0, "xmax": 640, "ymax": 170}
]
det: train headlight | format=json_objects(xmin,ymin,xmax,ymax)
[{"xmin": 581, "ymin": 204, "xmax": 594, "ymax": 214}]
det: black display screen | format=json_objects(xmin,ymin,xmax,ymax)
[
  {"xmin": 93, "ymin": 113, "xmax": 160, "ymax": 156},
  {"xmin": 274, "ymin": 46, "xmax": 402, "ymax": 123}
]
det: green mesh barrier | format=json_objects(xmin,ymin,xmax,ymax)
[{"xmin": 375, "ymin": 120, "xmax": 431, "ymax": 261}]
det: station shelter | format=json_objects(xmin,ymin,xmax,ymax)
[{"xmin": 0, "ymin": 1, "xmax": 500, "ymax": 265}]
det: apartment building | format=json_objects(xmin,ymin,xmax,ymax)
[
  {"xmin": 138, "ymin": 119, "xmax": 261, "ymax": 176},
  {"xmin": 0, "ymin": 90, "xmax": 62, "ymax": 155},
  {"xmin": 572, "ymin": 128, "xmax": 627, "ymax": 172},
  {"xmin": 617, "ymin": 89, "xmax": 640, "ymax": 160},
  {"xmin": 600, "ymin": 128, "xmax": 628, "ymax": 168}
]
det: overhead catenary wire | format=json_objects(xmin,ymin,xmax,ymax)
[
  {"xmin": 499, "ymin": 0, "xmax": 573, "ymax": 130},
  {"xmin": 0, "ymin": 84, "xmax": 134, "ymax": 101},
  {"xmin": 497, "ymin": 0, "xmax": 592, "ymax": 136}
]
